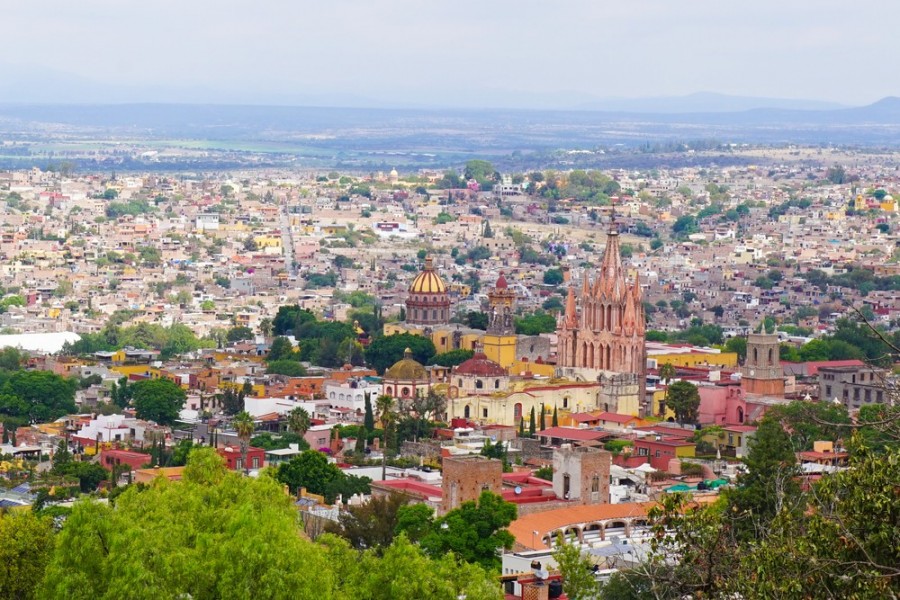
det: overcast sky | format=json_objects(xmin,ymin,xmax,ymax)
[{"xmin": 1, "ymin": 0, "xmax": 896, "ymax": 108}]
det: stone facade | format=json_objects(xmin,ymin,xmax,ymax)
[
  {"xmin": 551, "ymin": 445, "xmax": 611, "ymax": 506},
  {"xmin": 441, "ymin": 455, "xmax": 503, "ymax": 514},
  {"xmin": 741, "ymin": 330, "xmax": 784, "ymax": 396},
  {"xmin": 556, "ymin": 227, "xmax": 646, "ymax": 402}
]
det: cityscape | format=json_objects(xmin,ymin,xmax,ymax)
[{"xmin": 1, "ymin": 2, "xmax": 899, "ymax": 599}]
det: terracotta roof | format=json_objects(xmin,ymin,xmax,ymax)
[
  {"xmin": 538, "ymin": 427, "xmax": 609, "ymax": 442},
  {"xmin": 455, "ymin": 352, "xmax": 506, "ymax": 377},
  {"xmin": 495, "ymin": 272, "xmax": 508, "ymax": 289},
  {"xmin": 509, "ymin": 501, "xmax": 657, "ymax": 550},
  {"xmin": 596, "ymin": 412, "xmax": 639, "ymax": 424}
]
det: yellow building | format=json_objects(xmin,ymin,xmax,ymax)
[
  {"xmin": 647, "ymin": 343, "xmax": 738, "ymax": 369},
  {"xmin": 448, "ymin": 381, "xmax": 601, "ymax": 427}
]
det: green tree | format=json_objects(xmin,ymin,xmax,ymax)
[
  {"xmin": 395, "ymin": 503, "xmax": 435, "ymax": 544},
  {"xmin": 665, "ymin": 380, "xmax": 700, "ymax": 425},
  {"xmin": 325, "ymin": 492, "xmax": 410, "ymax": 551},
  {"xmin": 657, "ymin": 362, "xmax": 676, "ymax": 384},
  {"xmin": 420, "ymin": 491, "xmax": 517, "ymax": 571},
  {"xmin": 0, "ymin": 511, "xmax": 55, "ymax": 600},
  {"xmin": 725, "ymin": 336, "xmax": 747, "ymax": 361},
  {"xmin": 276, "ymin": 450, "xmax": 343, "ymax": 496},
  {"xmin": 552, "ymin": 405, "xmax": 559, "ymax": 427},
  {"xmin": 364, "ymin": 394, "xmax": 375, "ymax": 431},
  {"xmin": 529, "ymin": 406, "xmax": 536, "ymax": 437},
  {"xmin": 364, "ymin": 333, "xmax": 436, "ymax": 374},
  {"xmin": 232, "ymin": 411, "xmax": 255, "ymax": 473},
  {"xmin": 431, "ymin": 349, "xmax": 474, "ymax": 367},
  {"xmin": 130, "ymin": 378, "xmax": 186, "ymax": 426},
  {"xmin": 725, "ymin": 416, "xmax": 799, "ymax": 540},
  {"xmin": 266, "ymin": 360, "xmax": 307, "ymax": 376},
  {"xmin": 267, "ymin": 336, "xmax": 297, "ymax": 362},
  {"xmin": 514, "ymin": 311, "xmax": 557, "ymax": 335},
  {"xmin": 553, "ymin": 533, "xmax": 601, "ymax": 600},
  {"xmin": 0, "ymin": 370, "xmax": 77, "ymax": 425},
  {"xmin": 226, "ymin": 326, "xmax": 254, "ymax": 342},
  {"xmin": 543, "ymin": 268, "xmax": 564, "ymax": 286},
  {"xmin": 286, "ymin": 407, "xmax": 311, "ymax": 437}
]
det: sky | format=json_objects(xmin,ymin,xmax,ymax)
[{"xmin": 1, "ymin": 0, "xmax": 897, "ymax": 108}]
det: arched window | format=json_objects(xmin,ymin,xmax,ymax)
[
  {"xmin": 386, "ymin": 386, "xmax": 393, "ymax": 396},
  {"xmin": 494, "ymin": 379, "xmax": 500, "ymax": 389},
  {"xmin": 753, "ymin": 348, "xmax": 758, "ymax": 363},
  {"xmin": 514, "ymin": 403, "xmax": 522, "ymax": 419},
  {"xmin": 768, "ymin": 348, "xmax": 773, "ymax": 365},
  {"xmin": 464, "ymin": 405, "xmax": 470, "ymax": 418},
  {"xmin": 401, "ymin": 387, "xmax": 410, "ymax": 397},
  {"xmin": 476, "ymin": 380, "xmax": 483, "ymax": 389},
  {"xmin": 737, "ymin": 406, "xmax": 744, "ymax": 423},
  {"xmin": 563, "ymin": 397, "xmax": 569, "ymax": 408}
]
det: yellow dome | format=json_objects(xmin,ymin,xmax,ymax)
[
  {"xmin": 385, "ymin": 348, "xmax": 427, "ymax": 380},
  {"xmin": 409, "ymin": 256, "xmax": 447, "ymax": 294}
]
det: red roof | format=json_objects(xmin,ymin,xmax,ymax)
[
  {"xmin": 569, "ymin": 412, "xmax": 601, "ymax": 423},
  {"xmin": 538, "ymin": 427, "xmax": 609, "ymax": 442},
  {"xmin": 495, "ymin": 272, "xmax": 508, "ymax": 289},
  {"xmin": 455, "ymin": 352, "xmax": 506, "ymax": 377},
  {"xmin": 596, "ymin": 412, "xmax": 639, "ymax": 424}
]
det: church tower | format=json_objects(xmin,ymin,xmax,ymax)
[
  {"xmin": 482, "ymin": 272, "xmax": 517, "ymax": 368},
  {"xmin": 556, "ymin": 224, "xmax": 646, "ymax": 390},
  {"xmin": 741, "ymin": 325, "xmax": 784, "ymax": 396}
]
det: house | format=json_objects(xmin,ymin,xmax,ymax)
[
  {"xmin": 632, "ymin": 437, "xmax": 696, "ymax": 471},
  {"xmin": 217, "ymin": 445, "xmax": 265, "ymax": 471}
]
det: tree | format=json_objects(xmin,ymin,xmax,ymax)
[
  {"xmin": 0, "ymin": 370, "xmax": 77, "ymax": 425},
  {"xmin": 276, "ymin": 450, "xmax": 343, "ymax": 496},
  {"xmin": 540, "ymin": 404, "xmax": 546, "ymax": 431},
  {"xmin": 0, "ymin": 511, "xmax": 55, "ymax": 600},
  {"xmin": 267, "ymin": 336, "xmax": 297, "ymax": 362},
  {"xmin": 431, "ymin": 349, "xmax": 474, "ymax": 368},
  {"xmin": 325, "ymin": 492, "xmax": 410, "ymax": 551},
  {"xmin": 232, "ymin": 411, "xmax": 255, "ymax": 473},
  {"xmin": 658, "ymin": 362, "xmax": 676, "ymax": 384},
  {"xmin": 130, "ymin": 378, "xmax": 186, "ymax": 426},
  {"xmin": 552, "ymin": 406, "xmax": 559, "ymax": 427},
  {"xmin": 226, "ymin": 326, "xmax": 254, "ymax": 342},
  {"xmin": 553, "ymin": 533, "xmax": 601, "ymax": 600},
  {"xmin": 286, "ymin": 407, "xmax": 311, "ymax": 438},
  {"xmin": 395, "ymin": 503, "xmax": 435, "ymax": 544},
  {"xmin": 725, "ymin": 336, "xmax": 747, "ymax": 361},
  {"xmin": 266, "ymin": 360, "xmax": 307, "ymax": 377},
  {"xmin": 514, "ymin": 311, "xmax": 557, "ymax": 335},
  {"xmin": 725, "ymin": 416, "xmax": 799, "ymax": 540},
  {"xmin": 529, "ymin": 406, "xmax": 536, "ymax": 437},
  {"xmin": 364, "ymin": 333, "xmax": 436, "ymax": 374},
  {"xmin": 364, "ymin": 393, "xmax": 375, "ymax": 431},
  {"xmin": 420, "ymin": 491, "xmax": 517, "ymax": 571},
  {"xmin": 543, "ymin": 268, "xmax": 564, "ymax": 286},
  {"xmin": 665, "ymin": 380, "xmax": 700, "ymax": 425},
  {"xmin": 463, "ymin": 311, "xmax": 489, "ymax": 330}
]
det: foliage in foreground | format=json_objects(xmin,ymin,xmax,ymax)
[{"xmin": 29, "ymin": 448, "xmax": 500, "ymax": 600}]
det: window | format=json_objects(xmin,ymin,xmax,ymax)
[
  {"xmin": 494, "ymin": 379, "xmax": 500, "ymax": 389},
  {"xmin": 252, "ymin": 457, "xmax": 260, "ymax": 469},
  {"xmin": 514, "ymin": 403, "xmax": 522, "ymax": 419},
  {"xmin": 865, "ymin": 389, "xmax": 871, "ymax": 402},
  {"xmin": 877, "ymin": 390, "xmax": 884, "ymax": 403},
  {"xmin": 236, "ymin": 459, "xmax": 243, "ymax": 470},
  {"xmin": 482, "ymin": 408, "xmax": 488, "ymax": 418},
  {"xmin": 476, "ymin": 380, "xmax": 483, "ymax": 389},
  {"xmin": 825, "ymin": 385, "xmax": 832, "ymax": 398},
  {"xmin": 655, "ymin": 450, "xmax": 661, "ymax": 458}
]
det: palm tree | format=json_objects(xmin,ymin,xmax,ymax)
[
  {"xmin": 375, "ymin": 395, "xmax": 395, "ymax": 429},
  {"xmin": 232, "ymin": 411, "xmax": 255, "ymax": 474},
  {"xmin": 286, "ymin": 407, "xmax": 311, "ymax": 438},
  {"xmin": 259, "ymin": 317, "xmax": 273, "ymax": 338},
  {"xmin": 659, "ymin": 363, "xmax": 676, "ymax": 385}
]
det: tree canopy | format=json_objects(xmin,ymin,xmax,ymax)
[
  {"xmin": 38, "ymin": 448, "xmax": 500, "ymax": 600},
  {"xmin": 131, "ymin": 378, "xmax": 186, "ymax": 425}
]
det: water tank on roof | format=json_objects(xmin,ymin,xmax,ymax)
[{"xmin": 548, "ymin": 580, "xmax": 564, "ymax": 598}]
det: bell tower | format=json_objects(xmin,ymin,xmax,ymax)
[
  {"xmin": 482, "ymin": 272, "xmax": 517, "ymax": 369},
  {"xmin": 741, "ymin": 325, "xmax": 784, "ymax": 396}
]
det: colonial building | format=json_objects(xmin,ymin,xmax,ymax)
[
  {"xmin": 741, "ymin": 327, "xmax": 785, "ymax": 397},
  {"xmin": 404, "ymin": 256, "xmax": 450, "ymax": 327},
  {"xmin": 556, "ymin": 225, "xmax": 646, "ymax": 408},
  {"xmin": 382, "ymin": 348, "xmax": 431, "ymax": 401}
]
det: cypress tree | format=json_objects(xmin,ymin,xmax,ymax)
[
  {"xmin": 519, "ymin": 417, "xmax": 525, "ymax": 438},
  {"xmin": 529, "ymin": 406, "xmax": 536, "ymax": 438},
  {"xmin": 552, "ymin": 406, "xmax": 559, "ymax": 427},
  {"xmin": 540, "ymin": 404, "xmax": 547, "ymax": 431},
  {"xmin": 355, "ymin": 428, "xmax": 367, "ymax": 453},
  {"xmin": 364, "ymin": 394, "xmax": 375, "ymax": 431}
]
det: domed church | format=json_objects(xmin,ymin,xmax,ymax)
[
  {"xmin": 382, "ymin": 348, "xmax": 432, "ymax": 400},
  {"xmin": 405, "ymin": 256, "xmax": 451, "ymax": 326}
]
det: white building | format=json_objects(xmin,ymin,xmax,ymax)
[{"xmin": 324, "ymin": 378, "xmax": 381, "ymax": 415}]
